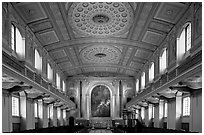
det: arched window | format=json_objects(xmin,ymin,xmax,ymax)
[
  {"xmin": 177, "ymin": 23, "xmax": 191, "ymax": 61},
  {"xmin": 141, "ymin": 72, "xmax": 145, "ymax": 89},
  {"xmin": 136, "ymin": 79, "xmax": 139, "ymax": 93},
  {"xmin": 35, "ymin": 49, "xmax": 42, "ymax": 72},
  {"xmin": 149, "ymin": 62, "xmax": 154, "ymax": 82},
  {"xmin": 47, "ymin": 63, "xmax": 53, "ymax": 81},
  {"xmin": 11, "ymin": 23, "xmax": 25, "ymax": 59},
  {"xmin": 63, "ymin": 81, "xmax": 66, "ymax": 92},
  {"xmin": 160, "ymin": 48, "xmax": 167, "ymax": 74},
  {"xmin": 56, "ymin": 73, "xmax": 61, "ymax": 89}
]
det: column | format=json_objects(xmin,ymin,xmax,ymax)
[
  {"xmin": 190, "ymin": 90, "xmax": 202, "ymax": 132},
  {"xmin": 2, "ymin": 90, "xmax": 12, "ymax": 132},
  {"xmin": 60, "ymin": 108, "xmax": 63, "ymax": 126},
  {"xmin": 38, "ymin": 99, "xmax": 43, "ymax": 128},
  {"xmin": 19, "ymin": 91, "xmax": 35, "ymax": 130},
  {"xmin": 43, "ymin": 102, "xmax": 48, "ymax": 128},
  {"xmin": 86, "ymin": 95, "xmax": 89, "ymax": 120},
  {"xmin": 112, "ymin": 95, "xmax": 115, "ymax": 119},
  {"xmin": 158, "ymin": 100, "xmax": 164, "ymax": 128},
  {"xmin": 154, "ymin": 104, "xmax": 160, "ymax": 128},
  {"xmin": 53, "ymin": 106, "xmax": 57, "ymax": 127}
]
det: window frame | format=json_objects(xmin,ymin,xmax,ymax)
[
  {"xmin": 177, "ymin": 22, "xmax": 192, "ymax": 61},
  {"xmin": 135, "ymin": 79, "xmax": 139, "ymax": 94},
  {"xmin": 12, "ymin": 95, "xmax": 20, "ymax": 117},
  {"xmin": 182, "ymin": 96, "xmax": 191, "ymax": 116},
  {"xmin": 159, "ymin": 48, "xmax": 167, "ymax": 74},
  {"xmin": 149, "ymin": 62, "xmax": 154, "ymax": 82},
  {"xmin": 164, "ymin": 102, "xmax": 168, "ymax": 118}
]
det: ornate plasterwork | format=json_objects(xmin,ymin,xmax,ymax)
[
  {"xmin": 80, "ymin": 45, "xmax": 122, "ymax": 64},
  {"xmin": 68, "ymin": 2, "xmax": 133, "ymax": 37}
]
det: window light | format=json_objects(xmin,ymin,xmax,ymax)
[
  {"xmin": 149, "ymin": 62, "xmax": 154, "ymax": 82},
  {"xmin": 56, "ymin": 73, "xmax": 60, "ymax": 89},
  {"xmin": 136, "ymin": 79, "xmax": 139, "ymax": 93},
  {"xmin": 63, "ymin": 110, "xmax": 66, "ymax": 119},
  {"xmin": 57, "ymin": 108, "xmax": 61, "ymax": 119},
  {"xmin": 47, "ymin": 63, "xmax": 53, "ymax": 81},
  {"xmin": 63, "ymin": 81, "xmax": 66, "ymax": 92},
  {"xmin": 164, "ymin": 102, "xmax": 168, "ymax": 117},
  {"xmin": 160, "ymin": 49, "xmax": 167, "ymax": 74},
  {"xmin": 141, "ymin": 107, "xmax": 145, "ymax": 120},
  {"xmin": 177, "ymin": 23, "xmax": 191, "ymax": 61},
  {"xmin": 11, "ymin": 23, "xmax": 25, "ymax": 59},
  {"xmin": 141, "ymin": 72, "xmax": 145, "ymax": 89},
  {"xmin": 12, "ymin": 97, "xmax": 19, "ymax": 116},
  {"xmin": 34, "ymin": 102, "xmax": 38, "ymax": 118},
  {"xmin": 35, "ymin": 49, "xmax": 42, "ymax": 72},
  {"xmin": 183, "ymin": 97, "xmax": 190, "ymax": 116}
]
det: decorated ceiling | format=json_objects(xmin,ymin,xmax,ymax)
[{"xmin": 12, "ymin": 2, "xmax": 189, "ymax": 77}]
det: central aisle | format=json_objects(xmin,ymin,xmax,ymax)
[{"xmin": 89, "ymin": 129, "xmax": 112, "ymax": 133}]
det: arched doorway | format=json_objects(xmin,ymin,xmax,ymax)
[{"xmin": 91, "ymin": 85, "xmax": 110, "ymax": 117}]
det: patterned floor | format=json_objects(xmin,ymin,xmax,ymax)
[{"xmin": 89, "ymin": 129, "xmax": 112, "ymax": 133}]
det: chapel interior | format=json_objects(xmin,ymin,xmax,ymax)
[{"xmin": 2, "ymin": 2, "xmax": 202, "ymax": 133}]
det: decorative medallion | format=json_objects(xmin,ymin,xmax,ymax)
[
  {"xmin": 80, "ymin": 45, "xmax": 121, "ymax": 64},
  {"xmin": 68, "ymin": 2, "xmax": 134, "ymax": 36}
]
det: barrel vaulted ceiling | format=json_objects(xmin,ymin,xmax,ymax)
[{"xmin": 12, "ymin": 2, "xmax": 189, "ymax": 77}]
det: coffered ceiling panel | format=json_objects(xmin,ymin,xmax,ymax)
[
  {"xmin": 38, "ymin": 30, "xmax": 59, "ymax": 45},
  {"xmin": 50, "ymin": 49, "xmax": 67, "ymax": 60},
  {"xmin": 142, "ymin": 30, "xmax": 165, "ymax": 45},
  {"xmin": 12, "ymin": 2, "xmax": 189, "ymax": 77},
  {"xmin": 149, "ymin": 20, "xmax": 173, "ymax": 33},
  {"xmin": 129, "ymin": 61, "xmax": 144, "ymax": 69},
  {"xmin": 14, "ymin": 3, "xmax": 47, "ymax": 23},
  {"xmin": 154, "ymin": 2, "xmax": 186, "ymax": 24},
  {"xmin": 29, "ymin": 21, "xmax": 52, "ymax": 33},
  {"xmin": 58, "ymin": 62, "xmax": 73, "ymax": 69},
  {"xmin": 135, "ymin": 49, "xmax": 152, "ymax": 60}
]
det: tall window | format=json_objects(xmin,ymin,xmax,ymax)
[
  {"xmin": 149, "ymin": 62, "xmax": 154, "ymax": 82},
  {"xmin": 177, "ymin": 23, "xmax": 191, "ymax": 61},
  {"xmin": 183, "ymin": 97, "xmax": 190, "ymax": 116},
  {"xmin": 12, "ymin": 96, "xmax": 19, "ymax": 116},
  {"xmin": 63, "ymin": 81, "xmax": 66, "ymax": 92},
  {"xmin": 48, "ymin": 105, "xmax": 53, "ymax": 119},
  {"xmin": 56, "ymin": 73, "xmax": 60, "ymax": 89},
  {"xmin": 141, "ymin": 72, "xmax": 145, "ymax": 89},
  {"xmin": 34, "ymin": 102, "xmax": 38, "ymax": 118},
  {"xmin": 35, "ymin": 49, "xmax": 42, "ymax": 72},
  {"xmin": 57, "ymin": 108, "xmax": 61, "ymax": 119},
  {"xmin": 63, "ymin": 110, "xmax": 66, "ymax": 119},
  {"xmin": 141, "ymin": 107, "xmax": 145, "ymax": 119},
  {"xmin": 136, "ymin": 79, "xmax": 139, "ymax": 93},
  {"xmin": 152, "ymin": 106, "xmax": 154, "ymax": 118},
  {"xmin": 47, "ymin": 63, "xmax": 53, "ymax": 81},
  {"xmin": 11, "ymin": 23, "xmax": 25, "ymax": 58},
  {"xmin": 160, "ymin": 48, "xmax": 167, "ymax": 74},
  {"xmin": 164, "ymin": 102, "xmax": 168, "ymax": 117},
  {"xmin": 148, "ymin": 104, "xmax": 153, "ymax": 120}
]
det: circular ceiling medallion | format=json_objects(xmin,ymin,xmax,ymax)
[
  {"xmin": 80, "ymin": 45, "xmax": 121, "ymax": 63},
  {"xmin": 68, "ymin": 2, "xmax": 134, "ymax": 36}
]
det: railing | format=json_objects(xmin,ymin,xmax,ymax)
[
  {"xmin": 2, "ymin": 51, "xmax": 71, "ymax": 104},
  {"xmin": 130, "ymin": 50, "xmax": 202, "ymax": 104}
]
